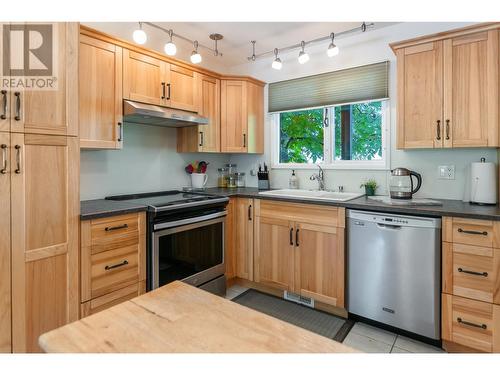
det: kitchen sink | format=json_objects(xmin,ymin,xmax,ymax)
[{"xmin": 258, "ymin": 189, "xmax": 364, "ymax": 202}]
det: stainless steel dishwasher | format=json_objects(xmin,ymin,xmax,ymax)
[{"xmin": 347, "ymin": 209, "xmax": 441, "ymax": 340}]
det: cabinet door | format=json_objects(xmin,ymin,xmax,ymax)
[
  {"xmin": 12, "ymin": 23, "xmax": 78, "ymax": 136},
  {"xmin": 254, "ymin": 216, "xmax": 294, "ymax": 291},
  {"xmin": 247, "ymin": 82, "xmax": 264, "ymax": 154},
  {"xmin": 79, "ymin": 35, "xmax": 123, "ymax": 149},
  {"xmin": 168, "ymin": 64, "xmax": 197, "ymax": 112},
  {"xmin": 224, "ymin": 199, "xmax": 236, "ymax": 279},
  {"xmin": 0, "ymin": 132, "xmax": 11, "ymax": 353},
  {"xmin": 235, "ymin": 198, "xmax": 254, "ymax": 281},
  {"xmin": 295, "ymin": 222, "xmax": 345, "ymax": 308},
  {"xmin": 443, "ymin": 30, "xmax": 499, "ymax": 147},
  {"xmin": 177, "ymin": 74, "xmax": 220, "ymax": 152},
  {"xmin": 123, "ymin": 49, "xmax": 166, "ymax": 106},
  {"xmin": 10, "ymin": 134, "xmax": 79, "ymax": 352},
  {"xmin": 396, "ymin": 41, "xmax": 443, "ymax": 149},
  {"xmin": 221, "ymin": 80, "xmax": 248, "ymax": 153}
]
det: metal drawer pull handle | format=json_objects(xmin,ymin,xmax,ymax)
[
  {"xmin": 14, "ymin": 92, "xmax": 21, "ymax": 121},
  {"xmin": 248, "ymin": 204, "xmax": 252, "ymax": 221},
  {"xmin": 243, "ymin": 133, "xmax": 246, "ymax": 148},
  {"xmin": 458, "ymin": 268, "xmax": 488, "ymax": 277},
  {"xmin": 199, "ymin": 131, "xmax": 204, "ymax": 147},
  {"xmin": 105, "ymin": 223, "xmax": 128, "ymax": 231},
  {"xmin": 105, "ymin": 260, "xmax": 129, "ymax": 271},
  {"xmin": 457, "ymin": 317, "xmax": 487, "ymax": 330},
  {"xmin": 0, "ymin": 144, "xmax": 7, "ymax": 174},
  {"xmin": 161, "ymin": 82, "xmax": 166, "ymax": 99},
  {"xmin": 14, "ymin": 145, "xmax": 21, "ymax": 174},
  {"xmin": 166, "ymin": 83, "xmax": 171, "ymax": 100},
  {"xmin": 445, "ymin": 119, "xmax": 450, "ymax": 140},
  {"xmin": 436, "ymin": 120, "xmax": 441, "ymax": 140},
  {"xmin": 295, "ymin": 228, "xmax": 300, "ymax": 246},
  {"xmin": 289, "ymin": 228, "xmax": 293, "ymax": 246},
  {"xmin": 1, "ymin": 90, "xmax": 7, "ymax": 120},
  {"xmin": 117, "ymin": 122, "xmax": 123, "ymax": 142},
  {"xmin": 457, "ymin": 228, "xmax": 488, "ymax": 236}
]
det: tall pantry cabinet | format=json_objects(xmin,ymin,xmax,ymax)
[{"xmin": 0, "ymin": 22, "xmax": 79, "ymax": 352}]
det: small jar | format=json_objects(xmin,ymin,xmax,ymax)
[
  {"xmin": 234, "ymin": 172, "xmax": 246, "ymax": 187},
  {"xmin": 217, "ymin": 168, "xmax": 228, "ymax": 188},
  {"xmin": 227, "ymin": 175, "xmax": 237, "ymax": 188},
  {"xmin": 225, "ymin": 163, "xmax": 237, "ymax": 176}
]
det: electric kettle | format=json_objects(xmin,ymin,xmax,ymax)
[{"xmin": 389, "ymin": 168, "xmax": 422, "ymax": 199}]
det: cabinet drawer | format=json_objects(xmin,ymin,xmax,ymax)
[
  {"xmin": 90, "ymin": 214, "xmax": 139, "ymax": 253},
  {"xmin": 450, "ymin": 244, "xmax": 499, "ymax": 303},
  {"xmin": 451, "ymin": 218, "xmax": 495, "ymax": 247},
  {"xmin": 91, "ymin": 244, "xmax": 139, "ymax": 298},
  {"xmin": 442, "ymin": 294, "xmax": 500, "ymax": 352},
  {"xmin": 81, "ymin": 283, "xmax": 141, "ymax": 318}
]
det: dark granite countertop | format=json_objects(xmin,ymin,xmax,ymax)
[
  {"xmin": 81, "ymin": 199, "xmax": 148, "ymax": 220},
  {"xmin": 81, "ymin": 187, "xmax": 500, "ymax": 221}
]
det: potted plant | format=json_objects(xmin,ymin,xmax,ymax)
[
  {"xmin": 360, "ymin": 179, "xmax": 378, "ymax": 196},
  {"xmin": 185, "ymin": 161, "xmax": 209, "ymax": 189}
]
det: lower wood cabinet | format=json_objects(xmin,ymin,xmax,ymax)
[
  {"xmin": 254, "ymin": 200, "xmax": 345, "ymax": 309},
  {"xmin": 80, "ymin": 212, "xmax": 146, "ymax": 317},
  {"xmin": 224, "ymin": 198, "xmax": 236, "ymax": 280}
]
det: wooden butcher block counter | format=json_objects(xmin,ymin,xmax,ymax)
[{"xmin": 39, "ymin": 281, "xmax": 356, "ymax": 353}]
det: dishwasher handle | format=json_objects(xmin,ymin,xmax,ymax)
[{"xmin": 376, "ymin": 223, "xmax": 402, "ymax": 230}]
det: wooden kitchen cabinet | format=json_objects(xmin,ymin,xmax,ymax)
[
  {"xmin": 0, "ymin": 132, "xmax": 11, "ymax": 353},
  {"xmin": 10, "ymin": 134, "xmax": 79, "ymax": 352},
  {"xmin": 79, "ymin": 34, "xmax": 123, "ymax": 149},
  {"xmin": 253, "ymin": 200, "xmax": 345, "ymax": 308},
  {"xmin": 224, "ymin": 198, "xmax": 236, "ymax": 280},
  {"xmin": 80, "ymin": 212, "xmax": 146, "ymax": 318},
  {"xmin": 0, "ymin": 23, "xmax": 78, "ymax": 136},
  {"xmin": 221, "ymin": 78, "xmax": 264, "ymax": 154},
  {"xmin": 234, "ymin": 198, "xmax": 255, "ymax": 281},
  {"xmin": 392, "ymin": 23, "xmax": 500, "ymax": 149},
  {"xmin": 123, "ymin": 49, "xmax": 197, "ymax": 112},
  {"xmin": 177, "ymin": 74, "xmax": 221, "ymax": 152}
]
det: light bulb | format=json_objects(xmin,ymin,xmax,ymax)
[
  {"xmin": 164, "ymin": 42, "xmax": 177, "ymax": 56},
  {"xmin": 190, "ymin": 51, "xmax": 202, "ymax": 64},
  {"xmin": 132, "ymin": 29, "xmax": 147, "ymax": 45},
  {"xmin": 298, "ymin": 51, "xmax": 309, "ymax": 64},
  {"xmin": 327, "ymin": 43, "xmax": 339, "ymax": 57},
  {"xmin": 272, "ymin": 57, "xmax": 282, "ymax": 70}
]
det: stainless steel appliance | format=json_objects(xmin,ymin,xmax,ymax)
[
  {"xmin": 389, "ymin": 168, "xmax": 422, "ymax": 199},
  {"xmin": 106, "ymin": 191, "xmax": 228, "ymax": 296},
  {"xmin": 123, "ymin": 100, "xmax": 209, "ymax": 127},
  {"xmin": 347, "ymin": 209, "xmax": 441, "ymax": 340}
]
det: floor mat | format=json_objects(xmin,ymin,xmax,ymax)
[{"xmin": 232, "ymin": 289, "xmax": 354, "ymax": 342}]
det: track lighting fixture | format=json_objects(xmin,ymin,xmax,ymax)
[
  {"xmin": 298, "ymin": 41, "xmax": 309, "ymax": 64},
  {"xmin": 271, "ymin": 48, "xmax": 282, "ymax": 70},
  {"xmin": 132, "ymin": 22, "xmax": 147, "ymax": 45},
  {"xmin": 327, "ymin": 32, "xmax": 339, "ymax": 57},
  {"xmin": 190, "ymin": 41, "xmax": 202, "ymax": 64},
  {"xmin": 164, "ymin": 29, "xmax": 177, "ymax": 56}
]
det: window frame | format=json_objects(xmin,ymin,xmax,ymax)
[{"xmin": 271, "ymin": 99, "xmax": 390, "ymax": 170}]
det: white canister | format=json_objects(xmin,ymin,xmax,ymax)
[
  {"xmin": 191, "ymin": 173, "xmax": 208, "ymax": 189},
  {"xmin": 470, "ymin": 158, "xmax": 497, "ymax": 205}
]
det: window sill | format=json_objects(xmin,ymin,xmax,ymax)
[{"xmin": 271, "ymin": 163, "xmax": 390, "ymax": 171}]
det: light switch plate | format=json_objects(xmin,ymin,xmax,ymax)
[{"xmin": 438, "ymin": 165, "xmax": 455, "ymax": 180}]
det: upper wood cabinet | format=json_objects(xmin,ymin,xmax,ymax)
[
  {"xmin": 123, "ymin": 49, "xmax": 197, "ymax": 112},
  {"xmin": 177, "ymin": 73, "xmax": 221, "ymax": 152},
  {"xmin": 79, "ymin": 34, "xmax": 123, "ymax": 149},
  {"xmin": 221, "ymin": 79, "xmax": 264, "ymax": 154},
  {"xmin": 254, "ymin": 200, "xmax": 345, "ymax": 309},
  {"xmin": 0, "ymin": 132, "xmax": 11, "ymax": 353},
  {"xmin": 0, "ymin": 23, "xmax": 78, "ymax": 136},
  {"xmin": 10, "ymin": 134, "xmax": 79, "ymax": 352},
  {"xmin": 393, "ymin": 23, "xmax": 500, "ymax": 149}
]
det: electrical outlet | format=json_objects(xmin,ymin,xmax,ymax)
[{"xmin": 438, "ymin": 165, "xmax": 455, "ymax": 180}]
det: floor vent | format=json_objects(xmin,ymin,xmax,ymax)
[{"xmin": 284, "ymin": 291, "xmax": 315, "ymax": 308}]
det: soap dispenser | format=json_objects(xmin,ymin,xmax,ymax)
[{"xmin": 289, "ymin": 170, "xmax": 299, "ymax": 189}]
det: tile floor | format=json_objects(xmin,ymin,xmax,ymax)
[{"xmin": 225, "ymin": 285, "xmax": 445, "ymax": 354}]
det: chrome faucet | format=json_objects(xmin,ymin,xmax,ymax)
[{"xmin": 310, "ymin": 165, "xmax": 325, "ymax": 191}]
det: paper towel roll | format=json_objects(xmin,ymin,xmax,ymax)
[{"xmin": 470, "ymin": 161, "xmax": 497, "ymax": 204}]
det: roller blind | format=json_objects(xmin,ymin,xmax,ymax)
[{"xmin": 268, "ymin": 61, "xmax": 389, "ymax": 113}]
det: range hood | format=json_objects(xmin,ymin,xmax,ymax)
[{"xmin": 123, "ymin": 100, "xmax": 209, "ymax": 127}]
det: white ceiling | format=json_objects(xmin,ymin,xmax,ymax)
[{"xmin": 84, "ymin": 22, "xmax": 396, "ymax": 71}]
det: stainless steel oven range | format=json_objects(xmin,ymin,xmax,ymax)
[{"xmin": 106, "ymin": 191, "xmax": 229, "ymax": 296}]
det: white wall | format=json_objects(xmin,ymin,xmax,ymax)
[
  {"xmin": 228, "ymin": 22, "xmax": 497, "ymax": 200},
  {"xmin": 80, "ymin": 124, "xmax": 230, "ymax": 200}
]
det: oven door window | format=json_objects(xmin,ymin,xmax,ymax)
[{"xmin": 156, "ymin": 220, "xmax": 223, "ymax": 286}]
